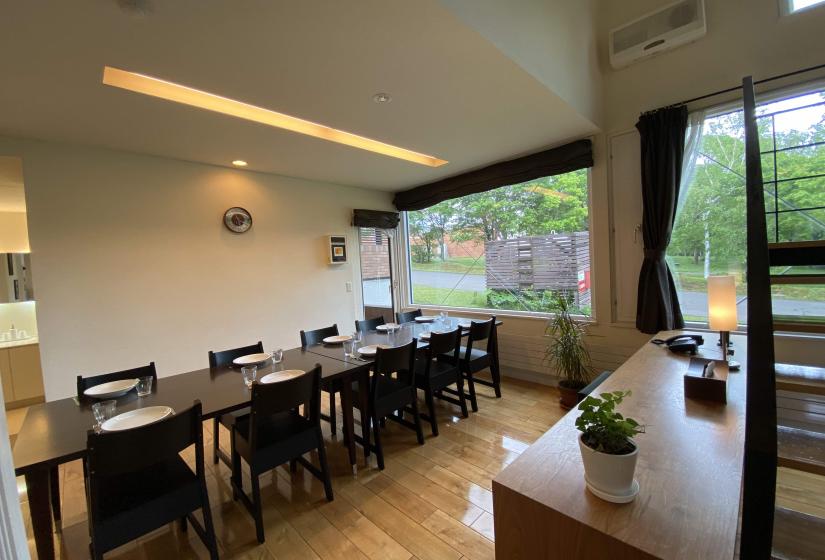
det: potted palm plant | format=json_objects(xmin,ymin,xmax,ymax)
[
  {"xmin": 545, "ymin": 293, "xmax": 592, "ymax": 409},
  {"xmin": 576, "ymin": 390, "xmax": 645, "ymax": 502}
]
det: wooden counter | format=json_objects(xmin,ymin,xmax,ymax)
[{"xmin": 492, "ymin": 331, "xmax": 747, "ymax": 559}]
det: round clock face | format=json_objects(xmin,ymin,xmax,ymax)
[{"xmin": 223, "ymin": 207, "xmax": 252, "ymax": 233}]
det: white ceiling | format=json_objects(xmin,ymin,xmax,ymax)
[
  {"xmin": 0, "ymin": 157, "xmax": 25, "ymax": 212},
  {"xmin": 0, "ymin": 1, "xmax": 598, "ymax": 191}
]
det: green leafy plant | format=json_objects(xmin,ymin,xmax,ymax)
[
  {"xmin": 576, "ymin": 391, "xmax": 645, "ymax": 455},
  {"xmin": 545, "ymin": 292, "xmax": 592, "ymax": 389}
]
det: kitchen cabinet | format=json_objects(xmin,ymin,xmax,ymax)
[{"xmin": 0, "ymin": 342, "xmax": 45, "ymax": 407}]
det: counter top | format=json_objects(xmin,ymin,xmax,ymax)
[
  {"xmin": 492, "ymin": 330, "xmax": 747, "ymax": 560},
  {"xmin": 0, "ymin": 336, "xmax": 39, "ymax": 350}
]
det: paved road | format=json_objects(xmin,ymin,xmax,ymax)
[{"xmin": 399, "ymin": 269, "xmax": 825, "ymax": 320}]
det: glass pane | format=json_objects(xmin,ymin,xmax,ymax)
[
  {"xmin": 360, "ymin": 229, "xmax": 393, "ymax": 311},
  {"xmin": 775, "ymin": 175, "xmax": 825, "ymax": 216},
  {"xmin": 408, "ymin": 169, "xmax": 591, "ymax": 316},
  {"xmin": 757, "ymin": 115, "xmax": 774, "ymax": 153},
  {"xmin": 773, "ymin": 102, "xmax": 825, "ymax": 150},
  {"xmin": 776, "ymin": 208, "xmax": 825, "ymax": 242},
  {"xmin": 776, "ymin": 143, "xmax": 825, "ymax": 180}
]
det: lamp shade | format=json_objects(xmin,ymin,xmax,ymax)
[{"xmin": 707, "ymin": 275, "xmax": 738, "ymax": 331}]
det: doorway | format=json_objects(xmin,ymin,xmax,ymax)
[{"xmin": 358, "ymin": 227, "xmax": 396, "ymax": 324}]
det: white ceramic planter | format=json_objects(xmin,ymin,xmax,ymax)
[{"xmin": 578, "ymin": 434, "xmax": 639, "ymax": 501}]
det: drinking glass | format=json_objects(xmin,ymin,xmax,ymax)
[
  {"xmin": 136, "ymin": 376, "xmax": 153, "ymax": 397},
  {"xmin": 343, "ymin": 338, "xmax": 356, "ymax": 358},
  {"xmin": 270, "ymin": 348, "xmax": 284, "ymax": 364},
  {"xmin": 92, "ymin": 400, "xmax": 117, "ymax": 428},
  {"xmin": 241, "ymin": 365, "xmax": 257, "ymax": 388}
]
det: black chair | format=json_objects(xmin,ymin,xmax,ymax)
[
  {"xmin": 300, "ymin": 324, "xmax": 341, "ymax": 436},
  {"xmin": 440, "ymin": 317, "xmax": 501, "ymax": 412},
  {"xmin": 230, "ymin": 365, "xmax": 333, "ymax": 543},
  {"xmin": 208, "ymin": 341, "xmax": 264, "ymax": 468},
  {"xmin": 396, "ymin": 309, "xmax": 422, "ymax": 324},
  {"xmin": 415, "ymin": 329, "xmax": 466, "ymax": 435},
  {"xmin": 77, "ymin": 362, "xmax": 158, "ymax": 399},
  {"xmin": 355, "ymin": 316, "xmax": 385, "ymax": 333},
  {"xmin": 353, "ymin": 340, "xmax": 424, "ymax": 470},
  {"xmin": 85, "ymin": 401, "xmax": 218, "ymax": 560}
]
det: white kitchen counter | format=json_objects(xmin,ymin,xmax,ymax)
[{"xmin": 0, "ymin": 336, "xmax": 39, "ymax": 350}]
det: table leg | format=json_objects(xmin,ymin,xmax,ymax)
[
  {"xmin": 339, "ymin": 373, "xmax": 358, "ymax": 474},
  {"xmin": 25, "ymin": 468, "xmax": 55, "ymax": 560},
  {"xmin": 49, "ymin": 465, "xmax": 61, "ymax": 530}
]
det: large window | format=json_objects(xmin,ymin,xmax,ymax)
[
  {"xmin": 405, "ymin": 169, "xmax": 592, "ymax": 315},
  {"xmin": 668, "ymin": 85, "xmax": 825, "ymax": 327}
]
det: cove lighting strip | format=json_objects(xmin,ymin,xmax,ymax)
[{"xmin": 102, "ymin": 66, "xmax": 448, "ymax": 167}]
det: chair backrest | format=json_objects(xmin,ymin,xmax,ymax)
[
  {"xmin": 465, "ymin": 317, "xmax": 496, "ymax": 359},
  {"xmin": 86, "ymin": 400, "xmax": 203, "ymax": 479},
  {"xmin": 300, "ymin": 325, "xmax": 338, "ymax": 347},
  {"xmin": 396, "ymin": 309, "xmax": 422, "ymax": 324},
  {"xmin": 208, "ymin": 342, "xmax": 264, "ymax": 368},
  {"xmin": 373, "ymin": 339, "xmax": 417, "ymax": 395},
  {"xmin": 426, "ymin": 328, "xmax": 461, "ymax": 362},
  {"xmin": 248, "ymin": 365, "xmax": 321, "ymax": 452},
  {"xmin": 77, "ymin": 363, "xmax": 157, "ymax": 399},
  {"xmin": 355, "ymin": 316, "xmax": 385, "ymax": 333}
]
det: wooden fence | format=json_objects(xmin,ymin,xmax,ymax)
[{"xmin": 485, "ymin": 232, "xmax": 590, "ymax": 306}]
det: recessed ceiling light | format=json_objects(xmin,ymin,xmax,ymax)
[
  {"xmin": 373, "ymin": 93, "xmax": 391, "ymax": 103},
  {"xmin": 232, "ymin": 160, "xmax": 248, "ymax": 167},
  {"xmin": 102, "ymin": 67, "xmax": 447, "ymax": 167}
]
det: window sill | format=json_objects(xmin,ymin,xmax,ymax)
[{"xmin": 411, "ymin": 303, "xmax": 596, "ymax": 324}]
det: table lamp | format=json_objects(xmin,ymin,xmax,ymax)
[{"xmin": 707, "ymin": 275, "xmax": 740, "ymax": 371}]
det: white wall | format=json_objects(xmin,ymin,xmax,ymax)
[
  {"xmin": 0, "ymin": 136, "xmax": 393, "ymax": 400},
  {"xmin": 440, "ymin": 0, "xmax": 603, "ymax": 128}
]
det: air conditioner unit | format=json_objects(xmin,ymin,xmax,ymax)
[{"xmin": 609, "ymin": 0, "xmax": 706, "ymax": 69}]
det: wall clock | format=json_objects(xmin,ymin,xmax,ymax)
[{"xmin": 223, "ymin": 207, "xmax": 252, "ymax": 233}]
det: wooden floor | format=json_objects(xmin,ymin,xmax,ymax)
[{"xmin": 13, "ymin": 377, "xmax": 567, "ymax": 560}]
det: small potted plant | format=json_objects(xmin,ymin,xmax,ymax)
[
  {"xmin": 576, "ymin": 390, "xmax": 645, "ymax": 502},
  {"xmin": 545, "ymin": 293, "xmax": 592, "ymax": 409}
]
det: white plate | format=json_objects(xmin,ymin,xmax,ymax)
[
  {"xmin": 357, "ymin": 344, "xmax": 390, "ymax": 357},
  {"xmin": 233, "ymin": 353, "xmax": 272, "ymax": 366},
  {"xmin": 84, "ymin": 379, "xmax": 138, "ymax": 399},
  {"xmin": 458, "ymin": 322, "xmax": 472, "ymax": 329},
  {"xmin": 414, "ymin": 316, "xmax": 435, "ymax": 323},
  {"xmin": 260, "ymin": 370, "xmax": 306, "ymax": 384},
  {"xmin": 101, "ymin": 406, "xmax": 174, "ymax": 432},
  {"xmin": 376, "ymin": 323, "xmax": 400, "ymax": 331},
  {"xmin": 419, "ymin": 330, "xmax": 448, "ymax": 340},
  {"xmin": 323, "ymin": 335, "xmax": 352, "ymax": 344},
  {"xmin": 584, "ymin": 477, "xmax": 640, "ymax": 504}
]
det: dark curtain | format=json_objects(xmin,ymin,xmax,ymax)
[
  {"xmin": 352, "ymin": 209, "xmax": 400, "ymax": 229},
  {"xmin": 393, "ymin": 139, "xmax": 592, "ymax": 211},
  {"xmin": 635, "ymin": 106, "xmax": 688, "ymax": 334}
]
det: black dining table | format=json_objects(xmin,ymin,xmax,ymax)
[
  {"xmin": 12, "ymin": 347, "xmax": 367, "ymax": 560},
  {"xmin": 13, "ymin": 315, "xmax": 500, "ymax": 560}
]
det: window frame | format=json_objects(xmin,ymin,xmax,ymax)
[
  {"xmin": 397, "ymin": 169, "xmax": 597, "ymax": 322},
  {"xmin": 779, "ymin": 0, "xmax": 825, "ymax": 16},
  {"xmin": 672, "ymin": 82, "xmax": 825, "ymax": 334}
]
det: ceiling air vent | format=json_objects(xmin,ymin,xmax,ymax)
[{"xmin": 609, "ymin": 0, "xmax": 706, "ymax": 69}]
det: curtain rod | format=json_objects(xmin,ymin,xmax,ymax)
[{"xmin": 676, "ymin": 61, "xmax": 825, "ymax": 107}]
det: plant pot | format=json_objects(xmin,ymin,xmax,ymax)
[
  {"xmin": 558, "ymin": 380, "xmax": 585, "ymax": 410},
  {"xmin": 578, "ymin": 434, "xmax": 639, "ymax": 502}
]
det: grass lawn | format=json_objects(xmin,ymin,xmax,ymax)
[
  {"xmin": 412, "ymin": 285, "xmax": 487, "ymax": 308},
  {"xmin": 410, "ymin": 256, "xmax": 485, "ymax": 275},
  {"xmin": 669, "ymin": 255, "xmax": 825, "ymax": 302}
]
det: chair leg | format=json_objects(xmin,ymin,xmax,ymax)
[
  {"xmin": 289, "ymin": 459, "xmax": 298, "ymax": 473},
  {"xmin": 410, "ymin": 392, "xmax": 425, "ymax": 444},
  {"xmin": 231, "ymin": 435, "xmax": 242, "ymax": 501},
  {"xmin": 251, "ymin": 473, "xmax": 265, "ymax": 544},
  {"xmin": 424, "ymin": 386, "xmax": 438, "ymax": 436},
  {"xmin": 212, "ymin": 417, "xmax": 220, "ymax": 464},
  {"xmin": 329, "ymin": 391, "xmax": 337, "ymax": 435},
  {"xmin": 465, "ymin": 371, "xmax": 479, "ymax": 412},
  {"xmin": 372, "ymin": 412, "xmax": 385, "ymax": 470},
  {"xmin": 360, "ymin": 405, "xmax": 371, "ymax": 459},
  {"xmin": 316, "ymin": 429, "xmax": 334, "ymax": 501},
  {"xmin": 456, "ymin": 375, "xmax": 469, "ymax": 418},
  {"xmin": 198, "ymin": 474, "xmax": 220, "ymax": 560},
  {"xmin": 490, "ymin": 359, "xmax": 502, "ymax": 398},
  {"xmin": 178, "ymin": 516, "xmax": 188, "ymax": 532}
]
